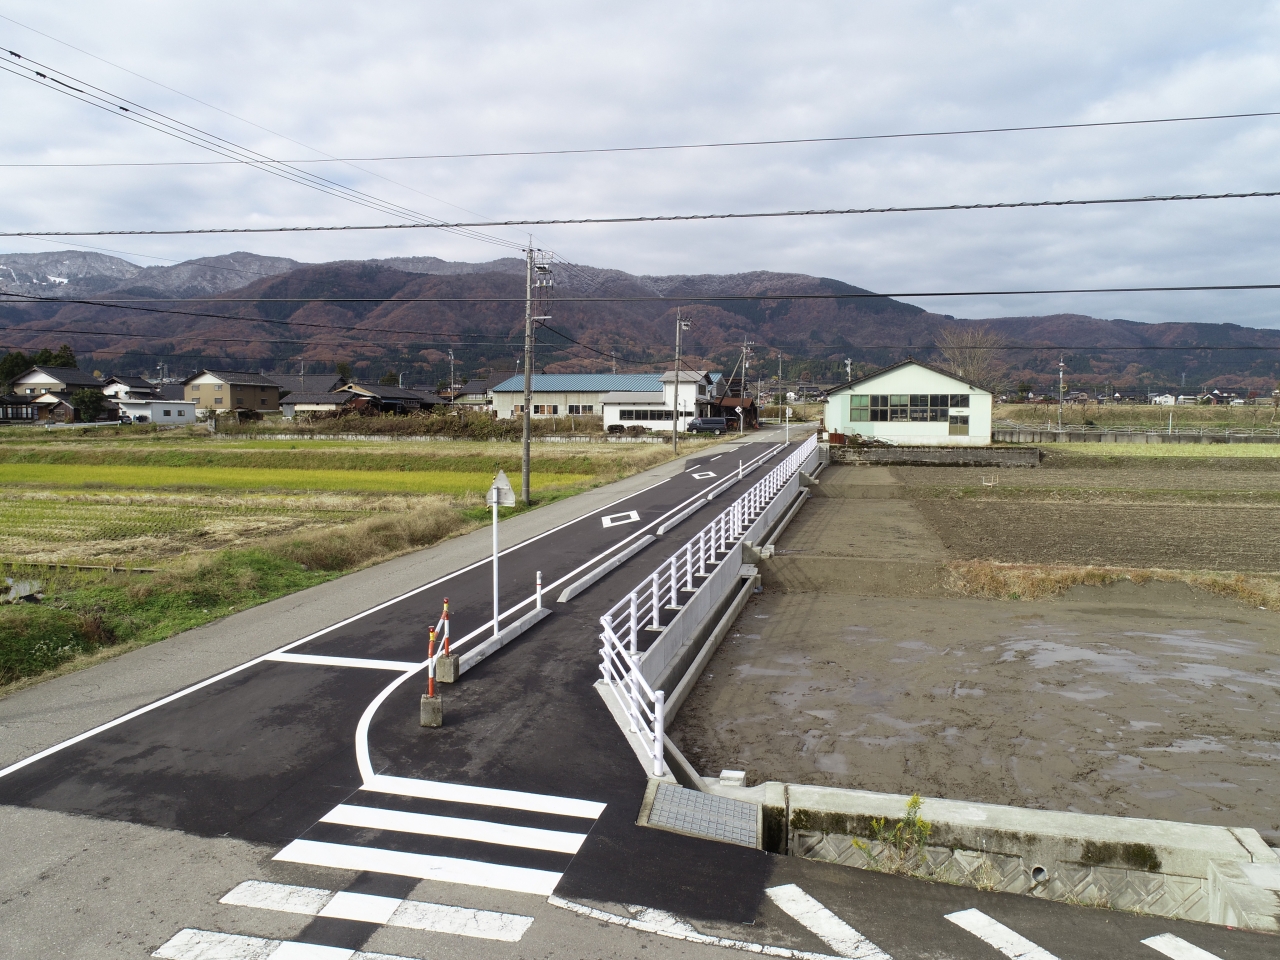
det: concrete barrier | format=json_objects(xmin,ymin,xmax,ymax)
[{"xmin": 830, "ymin": 445, "xmax": 1041, "ymax": 467}]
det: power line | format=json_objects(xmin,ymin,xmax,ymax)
[
  {"xmin": 7, "ymin": 188, "xmax": 1278, "ymax": 238},
  {"xmin": 0, "ymin": 12, "xmax": 532, "ymax": 249},
  {"xmin": 0, "ymin": 47, "xmax": 524, "ymax": 252},
  {"xmin": 10, "ymin": 282, "xmax": 1280, "ymax": 304},
  {"xmin": 6, "ymin": 109, "xmax": 1280, "ymax": 168}
]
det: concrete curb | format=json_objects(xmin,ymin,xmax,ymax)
[
  {"xmin": 557, "ymin": 536, "xmax": 656, "ymax": 603},
  {"xmin": 458, "ymin": 606, "xmax": 554, "ymax": 674}
]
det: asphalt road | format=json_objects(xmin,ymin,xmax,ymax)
[{"xmin": 0, "ymin": 424, "xmax": 1274, "ymax": 960}]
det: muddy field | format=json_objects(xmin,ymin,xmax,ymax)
[{"xmin": 670, "ymin": 457, "xmax": 1280, "ymax": 834}]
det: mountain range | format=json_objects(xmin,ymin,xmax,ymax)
[{"xmin": 2, "ymin": 251, "xmax": 1278, "ymax": 393}]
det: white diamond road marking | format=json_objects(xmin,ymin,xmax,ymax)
[
  {"xmin": 692, "ymin": 471, "xmax": 716, "ymax": 479},
  {"xmin": 274, "ymin": 838, "xmax": 562, "ymax": 895},
  {"xmin": 220, "ymin": 881, "xmax": 535, "ymax": 942},
  {"xmin": 601, "ymin": 510, "xmax": 641, "ymax": 528},
  {"xmin": 765, "ymin": 884, "xmax": 892, "ymax": 960},
  {"xmin": 152, "ymin": 928, "xmax": 416, "ymax": 960},
  {"xmin": 321, "ymin": 802, "xmax": 587, "ymax": 853},
  {"xmin": 945, "ymin": 909, "xmax": 1059, "ymax": 960},
  {"xmin": 1141, "ymin": 933, "xmax": 1224, "ymax": 960}
]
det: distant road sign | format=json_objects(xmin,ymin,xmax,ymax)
[
  {"xmin": 487, "ymin": 469, "xmax": 516, "ymax": 507},
  {"xmin": 735, "ymin": 405, "xmax": 743, "ymax": 413}
]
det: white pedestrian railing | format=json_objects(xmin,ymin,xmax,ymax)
[{"xmin": 597, "ymin": 433, "xmax": 816, "ymax": 777}]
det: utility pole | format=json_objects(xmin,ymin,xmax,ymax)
[
  {"xmin": 521, "ymin": 242, "xmax": 553, "ymax": 506},
  {"xmin": 672, "ymin": 311, "xmax": 691, "ymax": 454},
  {"xmin": 1058, "ymin": 356, "xmax": 1065, "ymax": 431},
  {"xmin": 448, "ymin": 348, "xmax": 455, "ymax": 400},
  {"xmin": 844, "ymin": 357, "xmax": 852, "ymax": 382}
]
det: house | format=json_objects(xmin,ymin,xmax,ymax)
[
  {"xmin": 116, "ymin": 398, "xmax": 198, "ymax": 424},
  {"xmin": 824, "ymin": 358, "xmax": 993, "ymax": 446},
  {"xmin": 280, "ymin": 391, "xmax": 359, "ymax": 418},
  {"xmin": 1151, "ymin": 394, "xmax": 1176, "ymax": 406},
  {"xmin": 183, "ymin": 370, "xmax": 282, "ymax": 412},
  {"xmin": 491, "ymin": 373, "xmax": 665, "ymax": 419},
  {"xmin": 0, "ymin": 394, "xmax": 38, "ymax": 423},
  {"xmin": 343, "ymin": 382, "xmax": 444, "ymax": 414},
  {"xmin": 31, "ymin": 394, "xmax": 77, "ymax": 422},
  {"xmin": 10, "ymin": 366, "xmax": 104, "ymax": 397},
  {"xmin": 453, "ymin": 378, "xmax": 493, "ymax": 407},
  {"xmin": 598, "ymin": 370, "xmax": 721, "ymax": 433},
  {"xmin": 266, "ymin": 373, "xmax": 346, "ymax": 398},
  {"xmin": 102, "ymin": 375, "xmax": 159, "ymax": 400}
]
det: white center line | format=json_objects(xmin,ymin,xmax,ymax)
[
  {"xmin": 765, "ymin": 884, "xmax": 893, "ymax": 960},
  {"xmin": 321, "ymin": 803, "xmax": 587, "ymax": 853},
  {"xmin": 1141, "ymin": 933, "xmax": 1224, "ymax": 960},
  {"xmin": 945, "ymin": 908, "xmax": 1059, "ymax": 960}
]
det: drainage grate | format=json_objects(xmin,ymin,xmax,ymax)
[{"xmin": 646, "ymin": 782, "xmax": 758, "ymax": 848}]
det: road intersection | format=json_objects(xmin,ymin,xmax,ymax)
[{"xmin": 0, "ymin": 427, "xmax": 1273, "ymax": 959}]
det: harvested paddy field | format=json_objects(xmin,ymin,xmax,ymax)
[{"xmin": 670, "ymin": 451, "xmax": 1280, "ymax": 833}]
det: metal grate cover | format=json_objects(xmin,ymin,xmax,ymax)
[{"xmin": 647, "ymin": 782, "xmax": 758, "ymax": 848}]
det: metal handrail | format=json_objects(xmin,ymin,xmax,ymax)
[{"xmin": 597, "ymin": 433, "xmax": 816, "ymax": 777}]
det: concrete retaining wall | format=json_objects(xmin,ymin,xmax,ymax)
[
  {"xmin": 995, "ymin": 428, "xmax": 1280, "ymax": 445},
  {"xmin": 829, "ymin": 445, "xmax": 1041, "ymax": 467},
  {"xmin": 735, "ymin": 782, "xmax": 1280, "ymax": 930}
]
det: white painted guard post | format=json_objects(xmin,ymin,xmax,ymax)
[{"xmin": 488, "ymin": 470, "xmax": 516, "ymax": 642}]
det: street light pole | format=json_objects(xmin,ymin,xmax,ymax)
[{"xmin": 488, "ymin": 470, "xmax": 516, "ymax": 641}]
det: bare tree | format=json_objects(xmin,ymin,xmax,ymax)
[{"xmin": 933, "ymin": 325, "xmax": 1009, "ymax": 392}]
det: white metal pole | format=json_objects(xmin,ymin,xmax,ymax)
[
  {"xmin": 536, "ymin": 570, "xmax": 542, "ymax": 609},
  {"xmin": 653, "ymin": 689, "xmax": 665, "ymax": 777},
  {"xmin": 785, "ymin": 407, "xmax": 790, "ymax": 443},
  {"xmin": 492, "ymin": 500, "xmax": 500, "ymax": 640}
]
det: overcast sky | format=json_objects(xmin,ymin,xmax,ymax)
[{"xmin": 2, "ymin": 2, "xmax": 1280, "ymax": 327}]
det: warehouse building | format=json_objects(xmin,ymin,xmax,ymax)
[
  {"xmin": 490, "ymin": 373, "xmax": 665, "ymax": 419},
  {"xmin": 824, "ymin": 359, "xmax": 992, "ymax": 446}
]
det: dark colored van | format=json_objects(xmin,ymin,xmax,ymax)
[{"xmin": 687, "ymin": 416, "xmax": 729, "ymax": 435}]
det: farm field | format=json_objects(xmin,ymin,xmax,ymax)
[
  {"xmin": 0, "ymin": 431, "xmax": 702, "ymax": 689},
  {"xmin": 672, "ymin": 454, "xmax": 1280, "ymax": 832},
  {"xmin": 994, "ymin": 401, "xmax": 1280, "ymax": 429}
]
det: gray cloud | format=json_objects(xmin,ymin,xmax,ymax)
[{"xmin": 2, "ymin": 1, "xmax": 1279, "ymax": 325}]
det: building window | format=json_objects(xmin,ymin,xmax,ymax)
[
  {"xmin": 619, "ymin": 409, "xmax": 673, "ymax": 421},
  {"xmin": 214, "ymin": 384, "xmax": 222, "ymax": 392},
  {"xmin": 259, "ymin": 398, "xmax": 267, "ymax": 406},
  {"xmin": 514, "ymin": 404, "xmax": 524, "ymax": 413},
  {"xmin": 949, "ymin": 415, "xmax": 969, "ymax": 436},
  {"xmin": 163, "ymin": 409, "xmax": 172, "ymax": 417},
  {"xmin": 215, "ymin": 399, "xmax": 224, "ymax": 406},
  {"xmin": 567, "ymin": 404, "xmax": 593, "ymax": 415},
  {"xmin": 533, "ymin": 404, "xmax": 559, "ymax": 414},
  {"xmin": 191, "ymin": 385, "xmax": 200, "ymax": 392},
  {"xmin": 178, "ymin": 410, "xmax": 186, "ymax": 417},
  {"xmin": 849, "ymin": 395, "xmax": 870, "ymax": 421}
]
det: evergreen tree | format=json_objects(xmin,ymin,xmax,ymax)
[
  {"xmin": 0, "ymin": 351, "xmax": 30, "ymax": 393},
  {"xmin": 71, "ymin": 388, "xmax": 106, "ymax": 421}
]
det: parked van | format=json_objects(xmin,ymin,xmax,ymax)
[{"xmin": 687, "ymin": 416, "xmax": 729, "ymax": 435}]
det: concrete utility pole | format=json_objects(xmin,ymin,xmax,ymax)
[
  {"xmin": 521, "ymin": 243, "xmax": 553, "ymax": 506},
  {"xmin": 672, "ymin": 311, "xmax": 690, "ymax": 454},
  {"xmin": 448, "ymin": 349, "xmax": 455, "ymax": 400},
  {"xmin": 844, "ymin": 357, "xmax": 852, "ymax": 382},
  {"xmin": 1058, "ymin": 356, "xmax": 1065, "ymax": 431}
]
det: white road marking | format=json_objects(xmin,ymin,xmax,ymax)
[
  {"xmin": 710, "ymin": 455, "xmax": 723, "ymax": 460},
  {"xmin": 945, "ymin": 908, "xmax": 1059, "ymax": 960},
  {"xmin": 274, "ymin": 839, "xmax": 562, "ymax": 895},
  {"xmin": 219, "ymin": 880, "xmax": 534, "ymax": 942},
  {"xmin": 322, "ymin": 802, "xmax": 587, "ymax": 853},
  {"xmin": 766, "ymin": 884, "xmax": 892, "ymax": 960},
  {"xmin": 692, "ymin": 471, "xmax": 716, "ymax": 479},
  {"xmin": 631, "ymin": 906, "xmax": 701, "ymax": 936},
  {"xmin": 390, "ymin": 898, "xmax": 535, "ymax": 942},
  {"xmin": 264, "ymin": 653, "xmax": 419, "ymax": 671},
  {"xmin": 221, "ymin": 880, "xmax": 332, "ymax": 915},
  {"xmin": 153, "ymin": 929, "xmax": 415, "ymax": 960},
  {"xmin": 362, "ymin": 773, "xmax": 605, "ymax": 819},
  {"xmin": 550, "ymin": 895, "xmax": 844, "ymax": 960},
  {"xmin": 601, "ymin": 510, "xmax": 641, "ymax": 527},
  {"xmin": 320, "ymin": 891, "xmax": 400, "ymax": 924},
  {"xmin": 1142, "ymin": 933, "xmax": 1224, "ymax": 960}
]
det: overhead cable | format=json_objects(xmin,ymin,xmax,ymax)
[{"xmin": 6, "ymin": 188, "xmax": 1278, "ymax": 238}]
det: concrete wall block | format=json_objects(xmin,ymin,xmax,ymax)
[{"xmin": 1209, "ymin": 860, "xmax": 1280, "ymax": 932}]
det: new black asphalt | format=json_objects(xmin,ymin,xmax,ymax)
[{"xmin": 1, "ymin": 435, "xmax": 1274, "ymax": 959}]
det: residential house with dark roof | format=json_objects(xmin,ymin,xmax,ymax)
[{"xmin": 10, "ymin": 366, "xmax": 105, "ymax": 397}]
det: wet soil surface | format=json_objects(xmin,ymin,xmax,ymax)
[
  {"xmin": 670, "ymin": 461, "xmax": 1280, "ymax": 835},
  {"xmin": 669, "ymin": 583, "xmax": 1280, "ymax": 834}
]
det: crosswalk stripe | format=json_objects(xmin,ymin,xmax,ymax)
[
  {"xmin": 321, "ymin": 802, "xmax": 588, "ymax": 853},
  {"xmin": 152, "ymin": 928, "xmax": 416, "ymax": 960},
  {"xmin": 1142, "ymin": 933, "xmax": 1224, "ymax": 960},
  {"xmin": 765, "ymin": 884, "xmax": 893, "ymax": 960},
  {"xmin": 363, "ymin": 773, "xmax": 605, "ymax": 819},
  {"xmin": 274, "ymin": 838, "xmax": 563, "ymax": 895},
  {"xmin": 220, "ymin": 880, "xmax": 534, "ymax": 942},
  {"xmin": 945, "ymin": 908, "xmax": 1059, "ymax": 960}
]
